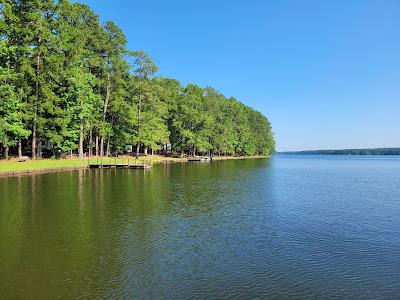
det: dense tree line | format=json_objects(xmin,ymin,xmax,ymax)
[
  {"xmin": 280, "ymin": 148, "xmax": 400, "ymax": 155},
  {"xmin": 0, "ymin": 0, "xmax": 275, "ymax": 160}
]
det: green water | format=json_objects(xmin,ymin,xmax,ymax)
[{"xmin": 1, "ymin": 157, "xmax": 400, "ymax": 299}]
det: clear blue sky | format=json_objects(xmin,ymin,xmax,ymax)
[{"xmin": 77, "ymin": 0, "xmax": 400, "ymax": 151}]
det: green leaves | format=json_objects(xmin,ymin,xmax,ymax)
[
  {"xmin": 0, "ymin": 0, "xmax": 274, "ymax": 158},
  {"xmin": 130, "ymin": 50, "xmax": 158, "ymax": 79},
  {"xmin": 0, "ymin": 38, "xmax": 30, "ymax": 149}
]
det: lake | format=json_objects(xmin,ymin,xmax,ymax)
[{"xmin": 1, "ymin": 156, "xmax": 400, "ymax": 299}]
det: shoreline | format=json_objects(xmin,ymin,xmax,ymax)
[{"xmin": 0, "ymin": 155, "xmax": 269, "ymax": 177}]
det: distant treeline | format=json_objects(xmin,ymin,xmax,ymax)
[
  {"xmin": 280, "ymin": 148, "xmax": 400, "ymax": 155},
  {"xmin": 0, "ymin": 0, "xmax": 275, "ymax": 160}
]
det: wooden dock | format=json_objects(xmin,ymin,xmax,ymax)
[
  {"xmin": 89, "ymin": 163, "xmax": 151, "ymax": 169},
  {"xmin": 89, "ymin": 158, "xmax": 151, "ymax": 169},
  {"xmin": 187, "ymin": 156, "xmax": 212, "ymax": 162}
]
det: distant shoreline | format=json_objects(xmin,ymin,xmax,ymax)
[{"xmin": 278, "ymin": 148, "xmax": 400, "ymax": 155}]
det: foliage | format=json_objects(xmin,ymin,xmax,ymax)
[
  {"xmin": 0, "ymin": 0, "xmax": 275, "ymax": 159},
  {"xmin": 282, "ymin": 148, "xmax": 400, "ymax": 155}
]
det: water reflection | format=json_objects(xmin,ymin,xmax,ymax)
[
  {"xmin": 0, "ymin": 160, "xmax": 270, "ymax": 298},
  {"xmin": 3, "ymin": 157, "xmax": 399, "ymax": 299}
]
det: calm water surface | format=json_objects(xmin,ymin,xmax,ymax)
[{"xmin": 1, "ymin": 156, "xmax": 400, "ymax": 299}]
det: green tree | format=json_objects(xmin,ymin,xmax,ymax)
[
  {"xmin": 97, "ymin": 21, "xmax": 128, "ymax": 156},
  {"xmin": 0, "ymin": 41, "xmax": 29, "ymax": 158},
  {"xmin": 130, "ymin": 50, "xmax": 158, "ymax": 157},
  {"xmin": 172, "ymin": 84, "xmax": 213, "ymax": 156},
  {"xmin": 55, "ymin": 1, "xmax": 102, "ymax": 156},
  {"xmin": 0, "ymin": 0, "xmax": 275, "ymax": 160}
]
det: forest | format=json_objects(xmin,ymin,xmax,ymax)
[
  {"xmin": 0, "ymin": 0, "xmax": 275, "ymax": 160},
  {"xmin": 280, "ymin": 148, "xmax": 400, "ymax": 155}
]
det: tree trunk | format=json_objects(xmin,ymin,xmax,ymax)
[
  {"xmin": 106, "ymin": 138, "xmax": 110, "ymax": 157},
  {"xmin": 103, "ymin": 73, "xmax": 111, "ymax": 117},
  {"xmin": 151, "ymin": 148, "xmax": 154, "ymax": 155},
  {"xmin": 37, "ymin": 138, "xmax": 42, "ymax": 159},
  {"xmin": 18, "ymin": 139, "xmax": 22, "ymax": 159},
  {"xmin": 95, "ymin": 135, "xmax": 99, "ymax": 157},
  {"xmin": 4, "ymin": 145, "xmax": 9, "ymax": 160},
  {"xmin": 100, "ymin": 72, "xmax": 111, "ymax": 158},
  {"xmin": 193, "ymin": 147, "xmax": 196, "ymax": 157},
  {"xmin": 78, "ymin": 120, "xmax": 84, "ymax": 158},
  {"xmin": 136, "ymin": 141, "xmax": 140, "ymax": 159},
  {"xmin": 136, "ymin": 94, "xmax": 141, "ymax": 159},
  {"xmin": 32, "ymin": 127, "xmax": 36, "ymax": 160},
  {"xmin": 32, "ymin": 36, "xmax": 41, "ymax": 161},
  {"xmin": 144, "ymin": 147, "xmax": 148, "ymax": 156},
  {"xmin": 89, "ymin": 128, "xmax": 93, "ymax": 157},
  {"xmin": 100, "ymin": 137, "xmax": 104, "ymax": 157},
  {"xmin": 18, "ymin": 88, "xmax": 24, "ymax": 160}
]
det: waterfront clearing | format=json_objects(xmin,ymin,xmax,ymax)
[{"xmin": 0, "ymin": 155, "xmax": 267, "ymax": 174}]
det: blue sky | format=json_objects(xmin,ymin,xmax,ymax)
[{"xmin": 77, "ymin": 0, "xmax": 400, "ymax": 151}]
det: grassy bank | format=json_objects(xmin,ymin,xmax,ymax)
[{"xmin": 0, "ymin": 155, "xmax": 268, "ymax": 173}]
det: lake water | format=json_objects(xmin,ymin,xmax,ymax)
[{"xmin": 1, "ymin": 156, "xmax": 400, "ymax": 299}]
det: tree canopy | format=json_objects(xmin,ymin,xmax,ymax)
[{"xmin": 0, "ymin": 0, "xmax": 275, "ymax": 159}]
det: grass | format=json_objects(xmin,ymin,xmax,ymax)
[
  {"xmin": 0, "ymin": 155, "xmax": 182, "ymax": 172},
  {"xmin": 0, "ymin": 158, "xmax": 89, "ymax": 172},
  {"xmin": 0, "ymin": 154, "xmax": 268, "ymax": 173}
]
